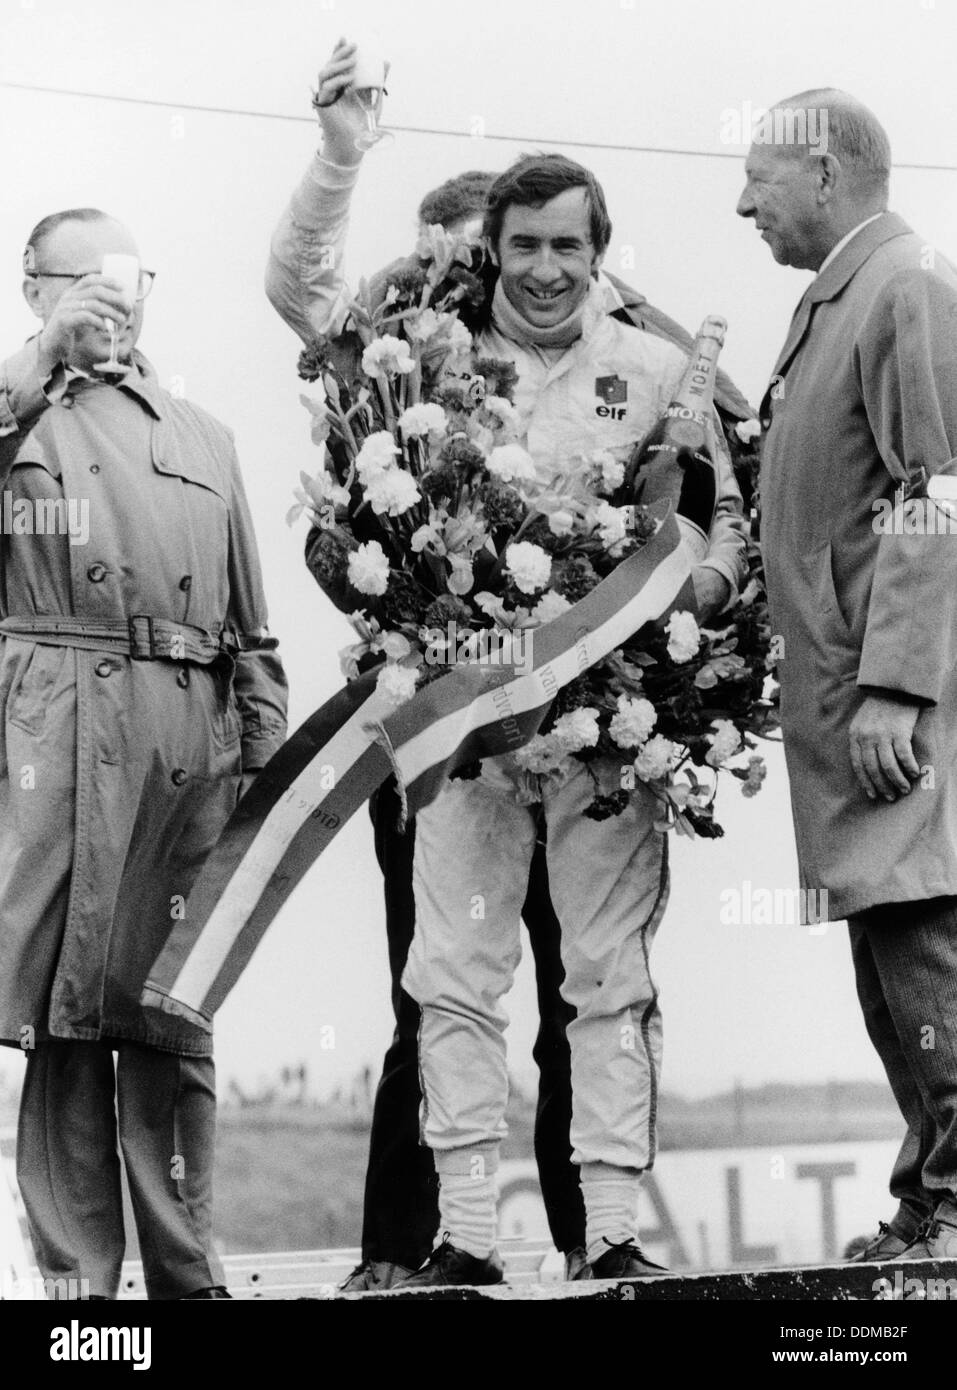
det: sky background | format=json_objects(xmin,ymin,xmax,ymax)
[{"xmin": 1, "ymin": 0, "xmax": 955, "ymax": 1103}]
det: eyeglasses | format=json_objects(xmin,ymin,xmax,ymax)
[{"xmin": 26, "ymin": 268, "xmax": 157, "ymax": 301}]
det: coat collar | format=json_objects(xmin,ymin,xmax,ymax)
[
  {"xmin": 117, "ymin": 352, "xmax": 167, "ymax": 420},
  {"xmin": 804, "ymin": 210, "xmax": 912, "ymax": 304},
  {"xmin": 762, "ymin": 212, "xmax": 912, "ymax": 421}
]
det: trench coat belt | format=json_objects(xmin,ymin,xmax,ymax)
[{"xmin": 0, "ymin": 614, "xmax": 236, "ymax": 664}]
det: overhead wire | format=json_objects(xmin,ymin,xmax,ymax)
[{"xmin": 2, "ymin": 80, "xmax": 957, "ymax": 173}]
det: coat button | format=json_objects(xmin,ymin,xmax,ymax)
[
  {"xmin": 87, "ymin": 563, "xmax": 107, "ymax": 583},
  {"xmin": 176, "ymin": 668, "xmax": 190, "ymax": 688},
  {"xmin": 171, "ymin": 768, "xmax": 188, "ymax": 786},
  {"xmin": 90, "ymin": 464, "xmax": 100, "ymax": 474},
  {"xmin": 179, "ymin": 575, "xmax": 192, "ymax": 592},
  {"xmin": 95, "ymin": 660, "xmax": 112, "ymax": 678}
]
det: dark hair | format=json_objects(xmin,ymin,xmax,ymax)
[
  {"xmin": 23, "ymin": 207, "xmax": 112, "ymax": 271},
  {"xmin": 417, "ymin": 171, "xmax": 496, "ymax": 230},
  {"xmin": 483, "ymin": 153, "xmax": 612, "ymax": 257}
]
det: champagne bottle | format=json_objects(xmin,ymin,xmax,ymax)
[{"xmin": 617, "ymin": 315, "xmax": 727, "ymax": 562}]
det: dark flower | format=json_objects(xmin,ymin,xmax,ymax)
[
  {"xmin": 478, "ymin": 482, "xmax": 525, "ymax": 532},
  {"xmin": 298, "ymin": 339, "xmax": 332, "ymax": 383},
  {"xmin": 386, "ymin": 266, "xmax": 429, "ymax": 302},
  {"xmin": 421, "ymin": 465, "xmax": 460, "ymax": 502},
  {"xmin": 552, "ymin": 554, "xmax": 600, "ymax": 603},
  {"xmin": 472, "ymin": 357, "xmax": 519, "ymax": 403},
  {"xmin": 583, "ymin": 790, "xmax": 631, "ymax": 821},
  {"xmin": 446, "ymin": 266, "xmax": 487, "ymax": 308},
  {"xmin": 441, "ymin": 437, "xmax": 486, "ymax": 471},
  {"xmin": 380, "ymin": 569, "xmax": 424, "ymax": 627},
  {"xmin": 424, "ymin": 594, "xmax": 473, "ymax": 630}
]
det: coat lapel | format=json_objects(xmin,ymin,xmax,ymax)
[{"xmin": 760, "ymin": 213, "xmax": 912, "ymax": 426}]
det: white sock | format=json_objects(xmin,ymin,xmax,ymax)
[
  {"xmin": 582, "ymin": 1161, "xmax": 642, "ymax": 1267},
  {"xmin": 435, "ymin": 1148, "xmax": 499, "ymax": 1260}
]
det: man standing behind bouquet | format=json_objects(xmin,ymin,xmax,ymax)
[{"xmin": 267, "ymin": 41, "xmax": 748, "ymax": 1285}]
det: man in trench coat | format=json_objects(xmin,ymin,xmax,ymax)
[
  {"xmin": 738, "ymin": 88, "xmax": 957, "ymax": 1261},
  {"xmin": 0, "ymin": 208, "xmax": 288, "ymax": 1298}
]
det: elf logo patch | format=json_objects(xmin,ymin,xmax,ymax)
[{"xmin": 595, "ymin": 375, "xmax": 628, "ymax": 420}]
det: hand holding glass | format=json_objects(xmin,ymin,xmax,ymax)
[
  {"xmin": 94, "ymin": 253, "xmax": 140, "ymax": 374},
  {"xmin": 350, "ymin": 49, "xmax": 393, "ymax": 150}
]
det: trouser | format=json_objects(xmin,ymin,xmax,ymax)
[
  {"xmin": 405, "ymin": 756, "xmax": 669, "ymax": 1173},
  {"xmin": 360, "ymin": 777, "xmax": 585, "ymax": 1269},
  {"xmin": 848, "ymin": 896, "xmax": 957, "ymax": 1219},
  {"xmin": 16, "ymin": 1039, "xmax": 223, "ymax": 1300}
]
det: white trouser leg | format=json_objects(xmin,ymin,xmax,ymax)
[
  {"xmin": 404, "ymin": 759, "xmax": 537, "ymax": 1156},
  {"xmin": 542, "ymin": 760, "xmax": 670, "ymax": 1170}
]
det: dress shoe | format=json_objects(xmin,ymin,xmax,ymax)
[
  {"xmin": 590, "ymin": 1238, "xmax": 668, "ymax": 1280},
  {"xmin": 395, "ymin": 1238, "xmax": 504, "ymax": 1288},
  {"xmin": 564, "ymin": 1246, "xmax": 592, "ymax": 1281},
  {"xmin": 179, "ymin": 1285, "xmax": 232, "ymax": 1299},
  {"xmin": 339, "ymin": 1259, "xmax": 414, "ymax": 1292},
  {"xmin": 897, "ymin": 1200, "xmax": 957, "ymax": 1261},
  {"xmin": 848, "ymin": 1216, "xmax": 921, "ymax": 1263}
]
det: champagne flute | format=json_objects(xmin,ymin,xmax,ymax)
[
  {"xmin": 350, "ymin": 47, "xmax": 393, "ymax": 151},
  {"xmin": 94, "ymin": 253, "xmax": 140, "ymax": 375}
]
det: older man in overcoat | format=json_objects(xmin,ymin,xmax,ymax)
[
  {"xmin": 0, "ymin": 208, "xmax": 288, "ymax": 1297},
  {"xmin": 738, "ymin": 88, "xmax": 957, "ymax": 1261}
]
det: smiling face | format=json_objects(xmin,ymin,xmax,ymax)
[
  {"xmin": 491, "ymin": 187, "xmax": 601, "ymax": 327},
  {"xmin": 736, "ymin": 143, "xmax": 829, "ymax": 271},
  {"xmin": 26, "ymin": 216, "xmax": 144, "ymax": 371}
]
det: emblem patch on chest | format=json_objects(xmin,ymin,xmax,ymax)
[{"xmin": 595, "ymin": 375, "xmax": 628, "ymax": 419}]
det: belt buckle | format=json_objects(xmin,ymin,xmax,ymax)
[{"xmin": 128, "ymin": 614, "xmax": 156, "ymax": 660}]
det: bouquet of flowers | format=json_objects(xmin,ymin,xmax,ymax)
[{"xmin": 288, "ymin": 228, "xmax": 778, "ymax": 835}]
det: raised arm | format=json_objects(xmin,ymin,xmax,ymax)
[{"xmin": 264, "ymin": 39, "xmax": 375, "ymax": 346}]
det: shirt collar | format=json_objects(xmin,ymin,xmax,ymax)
[
  {"xmin": 62, "ymin": 351, "xmax": 166, "ymax": 420},
  {"xmin": 816, "ymin": 214, "xmax": 883, "ymax": 277}
]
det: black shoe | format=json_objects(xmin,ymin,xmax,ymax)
[
  {"xmin": 179, "ymin": 1285, "xmax": 232, "ymax": 1299},
  {"xmin": 395, "ymin": 1237, "xmax": 504, "ymax": 1288},
  {"xmin": 340, "ymin": 1259, "xmax": 414, "ymax": 1292},
  {"xmin": 847, "ymin": 1217, "xmax": 917, "ymax": 1263},
  {"xmin": 590, "ymin": 1238, "xmax": 668, "ymax": 1280},
  {"xmin": 564, "ymin": 1246, "xmax": 593, "ymax": 1281}
]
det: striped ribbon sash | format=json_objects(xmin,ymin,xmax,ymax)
[{"xmin": 142, "ymin": 508, "xmax": 690, "ymax": 1029}]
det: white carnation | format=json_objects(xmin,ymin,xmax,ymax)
[
  {"xmin": 375, "ymin": 662, "xmax": 419, "ymax": 709},
  {"xmin": 665, "ymin": 610, "xmax": 701, "ymax": 664},
  {"xmin": 591, "ymin": 500, "xmax": 627, "ymax": 549},
  {"xmin": 547, "ymin": 507, "xmax": 576, "ymax": 537},
  {"xmin": 705, "ymin": 718, "xmax": 742, "ymax": 767},
  {"xmin": 552, "ymin": 707, "xmax": 600, "ymax": 753},
  {"xmin": 405, "ymin": 308, "xmax": 442, "ymax": 343},
  {"xmin": 362, "ymin": 336, "xmax": 415, "ymax": 376},
  {"xmin": 398, "ymin": 403, "xmax": 448, "ymax": 439},
  {"xmin": 447, "ymin": 319, "xmax": 473, "ymax": 358},
  {"xmin": 634, "ymin": 735, "xmax": 676, "ymax": 782},
  {"xmin": 609, "ymin": 695, "xmax": 658, "ymax": 749},
  {"xmin": 347, "ymin": 540, "xmax": 390, "ymax": 596},
  {"xmin": 514, "ymin": 733, "xmax": 570, "ymax": 776},
  {"xmin": 735, "ymin": 418, "xmax": 762, "ymax": 444},
  {"xmin": 505, "ymin": 541, "xmax": 552, "ymax": 595},
  {"xmin": 531, "ymin": 590, "xmax": 572, "ymax": 625},
  {"xmin": 484, "ymin": 396, "xmax": 521, "ymax": 434},
  {"xmin": 599, "ymin": 455, "xmax": 625, "ymax": 491},
  {"xmin": 487, "ymin": 444, "xmax": 537, "ymax": 484},
  {"xmin": 364, "ymin": 467, "xmax": 422, "ymax": 517},
  {"xmin": 356, "ymin": 431, "xmax": 400, "ymax": 480}
]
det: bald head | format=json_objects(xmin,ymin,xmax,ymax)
[
  {"xmin": 759, "ymin": 89, "xmax": 891, "ymax": 200},
  {"xmin": 738, "ymin": 89, "xmax": 891, "ymax": 271}
]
